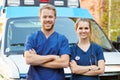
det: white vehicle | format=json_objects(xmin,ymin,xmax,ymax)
[{"xmin": 0, "ymin": 0, "xmax": 120, "ymax": 80}]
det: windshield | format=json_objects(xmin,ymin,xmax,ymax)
[
  {"xmin": 5, "ymin": 17, "xmax": 113, "ymax": 54},
  {"xmin": 90, "ymin": 19, "xmax": 112, "ymax": 50}
]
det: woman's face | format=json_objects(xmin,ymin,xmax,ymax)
[{"xmin": 76, "ymin": 21, "xmax": 91, "ymax": 39}]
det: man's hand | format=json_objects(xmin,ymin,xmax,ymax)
[
  {"xmin": 24, "ymin": 49, "xmax": 60, "ymax": 65},
  {"xmin": 70, "ymin": 60, "xmax": 78, "ymax": 73}
]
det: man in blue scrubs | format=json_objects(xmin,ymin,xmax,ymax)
[{"xmin": 24, "ymin": 4, "xmax": 71, "ymax": 80}]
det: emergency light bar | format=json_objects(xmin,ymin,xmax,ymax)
[
  {"xmin": 39, "ymin": 0, "xmax": 49, "ymax": 3},
  {"xmin": 5, "ymin": 0, "xmax": 80, "ymax": 8},
  {"xmin": 68, "ymin": 0, "xmax": 79, "ymax": 8},
  {"xmin": 24, "ymin": 0, "xmax": 34, "ymax": 5},
  {"xmin": 7, "ymin": 0, "xmax": 20, "ymax": 6}
]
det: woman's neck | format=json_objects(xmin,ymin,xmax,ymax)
[
  {"xmin": 78, "ymin": 38, "xmax": 90, "ymax": 45},
  {"xmin": 78, "ymin": 39, "xmax": 91, "ymax": 52}
]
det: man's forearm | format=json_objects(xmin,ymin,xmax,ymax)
[
  {"xmin": 41, "ymin": 55, "xmax": 69, "ymax": 68},
  {"xmin": 24, "ymin": 52, "xmax": 57, "ymax": 65},
  {"xmin": 29, "ymin": 55, "xmax": 55, "ymax": 65}
]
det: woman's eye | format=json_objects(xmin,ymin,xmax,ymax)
[
  {"xmin": 79, "ymin": 27, "xmax": 82, "ymax": 30},
  {"xmin": 85, "ymin": 27, "xmax": 89, "ymax": 30}
]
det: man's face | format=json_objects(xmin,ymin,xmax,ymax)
[{"xmin": 40, "ymin": 9, "xmax": 56, "ymax": 31}]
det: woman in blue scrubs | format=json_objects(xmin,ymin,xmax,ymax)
[
  {"xmin": 70, "ymin": 18, "xmax": 105, "ymax": 80},
  {"xmin": 24, "ymin": 4, "xmax": 70, "ymax": 80}
]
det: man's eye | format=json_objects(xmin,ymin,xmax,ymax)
[
  {"xmin": 49, "ymin": 16, "xmax": 53, "ymax": 18},
  {"xmin": 43, "ymin": 16, "xmax": 47, "ymax": 18}
]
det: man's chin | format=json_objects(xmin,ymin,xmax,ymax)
[
  {"xmin": 44, "ymin": 28, "xmax": 53, "ymax": 31},
  {"xmin": 43, "ymin": 25, "xmax": 54, "ymax": 31}
]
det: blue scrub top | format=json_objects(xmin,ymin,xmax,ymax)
[
  {"xmin": 24, "ymin": 30, "xmax": 71, "ymax": 80},
  {"xmin": 70, "ymin": 42, "xmax": 105, "ymax": 80}
]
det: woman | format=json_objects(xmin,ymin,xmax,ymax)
[{"xmin": 70, "ymin": 18, "xmax": 105, "ymax": 80}]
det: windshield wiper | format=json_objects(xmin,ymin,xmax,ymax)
[
  {"xmin": 103, "ymin": 47, "xmax": 114, "ymax": 52},
  {"xmin": 11, "ymin": 43, "xmax": 24, "ymax": 46}
]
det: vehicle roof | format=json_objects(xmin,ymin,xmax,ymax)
[{"xmin": 5, "ymin": 7, "xmax": 93, "ymax": 19}]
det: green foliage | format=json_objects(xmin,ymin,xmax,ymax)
[
  {"xmin": 110, "ymin": 31, "xmax": 117, "ymax": 41},
  {"xmin": 99, "ymin": 0, "xmax": 109, "ymax": 36},
  {"xmin": 110, "ymin": 0, "xmax": 120, "ymax": 41},
  {"xmin": 100, "ymin": 0, "xmax": 120, "ymax": 41}
]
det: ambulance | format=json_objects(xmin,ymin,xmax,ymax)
[{"xmin": 0, "ymin": 0, "xmax": 120, "ymax": 80}]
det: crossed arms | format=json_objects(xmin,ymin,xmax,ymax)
[
  {"xmin": 70, "ymin": 60, "xmax": 105, "ymax": 76},
  {"xmin": 24, "ymin": 49, "xmax": 70, "ymax": 68}
]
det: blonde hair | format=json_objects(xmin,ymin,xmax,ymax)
[
  {"xmin": 39, "ymin": 4, "xmax": 56, "ymax": 17},
  {"xmin": 74, "ymin": 18, "xmax": 91, "ymax": 31}
]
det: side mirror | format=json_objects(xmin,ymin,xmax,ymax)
[
  {"xmin": 112, "ymin": 36, "xmax": 120, "ymax": 52},
  {"xmin": 117, "ymin": 36, "xmax": 120, "ymax": 42},
  {"xmin": 117, "ymin": 36, "xmax": 120, "ymax": 52}
]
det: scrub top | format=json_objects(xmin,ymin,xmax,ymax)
[
  {"xmin": 24, "ymin": 30, "xmax": 70, "ymax": 80},
  {"xmin": 70, "ymin": 42, "xmax": 105, "ymax": 80}
]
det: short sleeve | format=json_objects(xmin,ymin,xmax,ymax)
[
  {"xmin": 69, "ymin": 44, "xmax": 77, "ymax": 61},
  {"xmin": 96, "ymin": 45, "xmax": 105, "ymax": 61},
  {"xmin": 24, "ymin": 32, "xmax": 37, "ymax": 51},
  {"xmin": 59, "ymin": 35, "xmax": 71, "ymax": 55}
]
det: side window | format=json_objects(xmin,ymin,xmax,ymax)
[{"xmin": 6, "ymin": 17, "xmax": 40, "ymax": 52}]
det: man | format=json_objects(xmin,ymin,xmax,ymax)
[{"xmin": 24, "ymin": 4, "xmax": 70, "ymax": 80}]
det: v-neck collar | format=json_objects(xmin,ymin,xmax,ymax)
[
  {"xmin": 76, "ymin": 43, "xmax": 92, "ymax": 53},
  {"xmin": 40, "ymin": 31, "xmax": 56, "ymax": 40}
]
